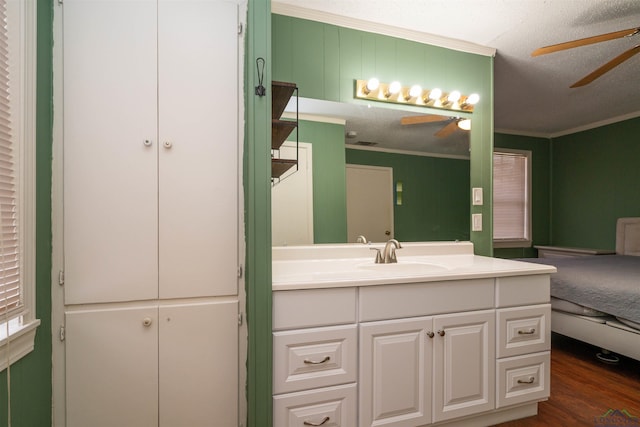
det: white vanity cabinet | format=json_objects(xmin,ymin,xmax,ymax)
[{"xmin": 274, "ymin": 270, "xmax": 552, "ymax": 427}]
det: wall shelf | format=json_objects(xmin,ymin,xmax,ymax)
[{"xmin": 271, "ymin": 81, "xmax": 298, "ymax": 181}]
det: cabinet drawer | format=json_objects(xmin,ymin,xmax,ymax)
[
  {"xmin": 273, "ymin": 288, "xmax": 357, "ymax": 330},
  {"xmin": 496, "ymin": 275, "xmax": 550, "ymax": 307},
  {"xmin": 273, "ymin": 383, "xmax": 357, "ymax": 427},
  {"xmin": 497, "ymin": 304, "xmax": 550, "ymax": 358},
  {"xmin": 274, "ymin": 324, "xmax": 357, "ymax": 394},
  {"xmin": 496, "ymin": 352, "xmax": 550, "ymax": 408}
]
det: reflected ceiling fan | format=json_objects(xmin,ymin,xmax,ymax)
[
  {"xmin": 400, "ymin": 115, "xmax": 470, "ymax": 138},
  {"xmin": 531, "ymin": 26, "xmax": 640, "ymax": 88}
]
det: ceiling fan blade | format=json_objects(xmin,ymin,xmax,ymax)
[
  {"xmin": 531, "ymin": 27, "xmax": 639, "ymax": 57},
  {"xmin": 570, "ymin": 44, "xmax": 640, "ymax": 88},
  {"xmin": 401, "ymin": 115, "xmax": 450, "ymax": 125},
  {"xmin": 435, "ymin": 121, "xmax": 458, "ymax": 138}
]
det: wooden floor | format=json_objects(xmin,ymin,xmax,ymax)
[{"xmin": 493, "ymin": 333, "xmax": 640, "ymax": 427}]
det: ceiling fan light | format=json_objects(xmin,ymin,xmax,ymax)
[{"xmin": 457, "ymin": 118, "xmax": 471, "ymax": 130}]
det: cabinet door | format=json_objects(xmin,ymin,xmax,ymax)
[
  {"xmin": 157, "ymin": 0, "xmax": 239, "ymax": 298},
  {"xmin": 63, "ymin": 0, "xmax": 159, "ymax": 304},
  {"xmin": 159, "ymin": 300, "xmax": 238, "ymax": 427},
  {"xmin": 433, "ymin": 310, "xmax": 495, "ymax": 422},
  {"xmin": 65, "ymin": 306, "xmax": 159, "ymax": 427},
  {"xmin": 359, "ymin": 317, "xmax": 432, "ymax": 427}
]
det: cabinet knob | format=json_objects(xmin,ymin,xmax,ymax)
[
  {"xmin": 163, "ymin": 141, "xmax": 173, "ymax": 149},
  {"xmin": 142, "ymin": 317, "xmax": 152, "ymax": 327},
  {"xmin": 438, "ymin": 330, "xmax": 445, "ymax": 337},
  {"xmin": 426, "ymin": 331, "xmax": 435, "ymax": 338},
  {"xmin": 143, "ymin": 139, "xmax": 152, "ymax": 147}
]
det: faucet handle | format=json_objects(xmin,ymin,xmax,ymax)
[{"xmin": 370, "ymin": 247, "xmax": 383, "ymax": 263}]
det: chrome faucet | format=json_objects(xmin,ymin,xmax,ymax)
[
  {"xmin": 371, "ymin": 239, "xmax": 402, "ymax": 264},
  {"xmin": 382, "ymin": 239, "xmax": 402, "ymax": 263},
  {"xmin": 356, "ymin": 235, "xmax": 368, "ymax": 244}
]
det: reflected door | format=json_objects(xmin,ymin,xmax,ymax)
[{"xmin": 346, "ymin": 164, "xmax": 394, "ymax": 243}]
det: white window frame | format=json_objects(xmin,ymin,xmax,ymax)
[
  {"xmin": 0, "ymin": 0, "xmax": 39, "ymax": 372},
  {"xmin": 493, "ymin": 148, "xmax": 532, "ymax": 249}
]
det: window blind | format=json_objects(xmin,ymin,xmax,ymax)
[
  {"xmin": 0, "ymin": 0, "xmax": 20, "ymax": 318},
  {"xmin": 493, "ymin": 151, "xmax": 528, "ymax": 240}
]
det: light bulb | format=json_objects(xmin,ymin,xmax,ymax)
[
  {"xmin": 448, "ymin": 90, "xmax": 461, "ymax": 103},
  {"xmin": 388, "ymin": 81, "xmax": 402, "ymax": 95},
  {"xmin": 365, "ymin": 78, "xmax": 380, "ymax": 93},
  {"xmin": 457, "ymin": 119, "xmax": 471, "ymax": 130},
  {"xmin": 409, "ymin": 85, "xmax": 422, "ymax": 98},
  {"xmin": 428, "ymin": 88, "xmax": 442, "ymax": 100},
  {"xmin": 466, "ymin": 93, "xmax": 480, "ymax": 105}
]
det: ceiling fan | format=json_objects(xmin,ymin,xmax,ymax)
[
  {"xmin": 400, "ymin": 115, "xmax": 469, "ymax": 138},
  {"xmin": 531, "ymin": 26, "xmax": 640, "ymax": 88}
]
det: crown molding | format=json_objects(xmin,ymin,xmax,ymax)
[{"xmin": 271, "ymin": 2, "xmax": 496, "ymax": 58}]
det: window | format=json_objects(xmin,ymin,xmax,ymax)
[
  {"xmin": 493, "ymin": 149, "xmax": 531, "ymax": 248},
  {"xmin": 0, "ymin": 0, "xmax": 38, "ymax": 372}
]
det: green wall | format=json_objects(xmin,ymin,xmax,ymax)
[
  {"xmin": 551, "ymin": 117, "xmax": 640, "ymax": 250},
  {"xmin": 494, "ymin": 133, "xmax": 552, "ymax": 258},
  {"xmin": 0, "ymin": 1, "xmax": 53, "ymax": 426},
  {"xmin": 272, "ymin": 14, "xmax": 495, "ymax": 255},
  {"xmin": 346, "ymin": 149, "xmax": 470, "ymax": 241},
  {"xmin": 285, "ymin": 120, "xmax": 348, "ymax": 243}
]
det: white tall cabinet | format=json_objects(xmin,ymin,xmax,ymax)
[{"xmin": 61, "ymin": 0, "xmax": 240, "ymax": 425}]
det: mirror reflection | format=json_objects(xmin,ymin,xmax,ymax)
[{"xmin": 272, "ymin": 98, "xmax": 471, "ymax": 246}]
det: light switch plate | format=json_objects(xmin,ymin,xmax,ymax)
[
  {"xmin": 472, "ymin": 213, "xmax": 482, "ymax": 231},
  {"xmin": 472, "ymin": 187, "xmax": 483, "ymax": 205}
]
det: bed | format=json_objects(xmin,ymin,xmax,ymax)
[{"xmin": 521, "ymin": 217, "xmax": 640, "ymax": 361}]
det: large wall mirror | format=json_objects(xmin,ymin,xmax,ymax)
[{"xmin": 272, "ymin": 97, "xmax": 471, "ymax": 246}]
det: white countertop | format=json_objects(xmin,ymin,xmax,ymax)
[{"xmin": 272, "ymin": 242, "xmax": 556, "ymax": 291}]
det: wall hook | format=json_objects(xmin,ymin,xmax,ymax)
[{"xmin": 255, "ymin": 57, "xmax": 266, "ymax": 97}]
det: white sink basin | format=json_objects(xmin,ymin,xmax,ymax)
[{"xmin": 357, "ymin": 261, "xmax": 448, "ymax": 275}]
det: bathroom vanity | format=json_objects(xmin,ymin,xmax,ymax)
[{"xmin": 272, "ymin": 242, "xmax": 556, "ymax": 427}]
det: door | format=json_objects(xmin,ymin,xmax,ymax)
[
  {"xmin": 65, "ymin": 306, "xmax": 159, "ymax": 427},
  {"xmin": 359, "ymin": 317, "xmax": 432, "ymax": 427},
  {"xmin": 63, "ymin": 0, "xmax": 159, "ymax": 304},
  {"xmin": 432, "ymin": 310, "xmax": 495, "ymax": 422},
  {"xmin": 272, "ymin": 142, "xmax": 314, "ymax": 246},
  {"xmin": 346, "ymin": 164, "xmax": 394, "ymax": 243},
  {"xmin": 157, "ymin": 0, "xmax": 238, "ymax": 299},
  {"xmin": 159, "ymin": 300, "xmax": 238, "ymax": 427}
]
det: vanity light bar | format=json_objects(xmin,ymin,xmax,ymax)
[{"xmin": 355, "ymin": 79, "xmax": 479, "ymax": 112}]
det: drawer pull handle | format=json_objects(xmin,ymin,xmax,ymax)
[
  {"xmin": 303, "ymin": 356, "xmax": 330, "ymax": 365},
  {"xmin": 518, "ymin": 328, "xmax": 536, "ymax": 335},
  {"xmin": 304, "ymin": 416, "xmax": 330, "ymax": 426},
  {"xmin": 517, "ymin": 376, "xmax": 535, "ymax": 384},
  {"xmin": 438, "ymin": 330, "xmax": 445, "ymax": 337}
]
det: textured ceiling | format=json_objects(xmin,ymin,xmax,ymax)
[{"xmin": 274, "ymin": 0, "xmax": 640, "ymax": 139}]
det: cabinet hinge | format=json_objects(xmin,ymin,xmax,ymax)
[
  {"xmin": 238, "ymin": 23, "xmax": 243, "ymax": 35},
  {"xmin": 238, "ymin": 313, "xmax": 243, "ymax": 326},
  {"xmin": 58, "ymin": 270, "xmax": 65, "ymax": 286},
  {"xmin": 237, "ymin": 265, "xmax": 243, "ymax": 279},
  {"xmin": 57, "ymin": 0, "xmax": 63, "ymax": 5},
  {"xmin": 59, "ymin": 326, "xmax": 65, "ymax": 342}
]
